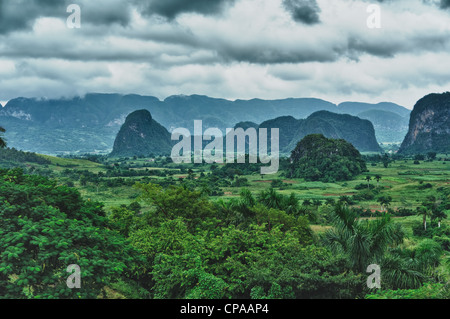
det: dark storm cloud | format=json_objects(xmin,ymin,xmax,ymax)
[
  {"xmin": 369, "ymin": 0, "xmax": 450, "ymax": 10},
  {"xmin": 216, "ymin": 43, "xmax": 337, "ymax": 64},
  {"xmin": 0, "ymin": 0, "xmax": 132, "ymax": 34},
  {"xmin": 78, "ymin": 1, "xmax": 132, "ymax": 27},
  {"xmin": 441, "ymin": 0, "xmax": 450, "ymax": 8},
  {"xmin": 282, "ymin": 0, "xmax": 321, "ymax": 25},
  {"xmin": 0, "ymin": 0, "xmax": 65, "ymax": 34},
  {"xmin": 134, "ymin": 0, "xmax": 237, "ymax": 19}
]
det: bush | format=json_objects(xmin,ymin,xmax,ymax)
[
  {"xmin": 366, "ymin": 283, "xmax": 449, "ymax": 299},
  {"xmin": 392, "ymin": 207, "xmax": 415, "ymax": 217},
  {"xmin": 412, "ymin": 222, "xmax": 450, "ymax": 238},
  {"xmin": 418, "ymin": 183, "xmax": 433, "ymax": 190},
  {"xmin": 354, "ymin": 183, "xmax": 376, "ymax": 190},
  {"xmin": 352, "ymin": 189, "xmax": 376, "ymax": 201}
]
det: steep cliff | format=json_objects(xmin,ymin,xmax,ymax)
[
  {"xmin": 399, "ymin": 92, "xmax": 450, "ymax": 154},
  {"xmin": 110, "ymin": 110, "xmax": 172, "ymax": 157}
]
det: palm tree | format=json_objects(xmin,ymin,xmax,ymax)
[
  {"xmin": 313, "ymin": 199, "xmax": 322, "ymax": 207},
  {"xmin": 374, "ymin": 175, "xmax": 382, "ymax": 188},
  {"xmin": 377, "ymin": 195, "xmax": 392, "ymax": 212},
  {"xmin": 432, "ymin": 208, "xmax": 447, "ymax": 228},
  {"xmin": 324, "ymin": 204, "xmax": 404, "ymax": 271},
  {"xmin": 282, "ymin": 192, "xmax": 300, "ymax": 215},
  {"xmin": 422, "ymin": 196, "xmax": 446, "ymax": 228},
  {"xmin": 416, "ymin": 206, "xmax": 431, "ymax": 230},
  {"xmin": 365, "ymin": 175, "xmax": 372, "ymax": 189},
  {"xmin": 324, "ymin": 204, "xmax": 425, "ymax": 289},
  {"xmin": 258, "ymin": 188, "xmax": 283, "ymax": 210},
  {"xmin": 0, "ymin": 126, "xmax": 6, "ymax": 148},
  {"xmin": 239, "ymin": 188, "xmax": 256, "ymax": 207},
  {"xmin": 338, "ymin": 195, "xmax": 353, "ymax": 206},
  {"xmin": 302, "ymin": 199, "xmax": 312, "ymax": 207}
]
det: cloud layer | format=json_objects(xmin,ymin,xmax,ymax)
[{"xmin": 1, "ymin": 0, "xmax": 450, "ymax": 108}]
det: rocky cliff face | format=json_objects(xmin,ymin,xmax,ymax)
[
  {"xmin": 399, "ymin": 92, "xmax": 450, "ymax": 154},
  {"xmin": 110, "ymin": 110, "xmax": 172, "ymax": 157}
]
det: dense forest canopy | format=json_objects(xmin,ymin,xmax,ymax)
[{"xmin": 289, "ymin": 134, "xmax": 367, "ymax": 182}]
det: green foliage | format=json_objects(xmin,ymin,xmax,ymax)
[
  {"xmin": 113, "ymin": 182, "xmax": 368, "ymax": 299},
  {"xmin": 0, "ymin": 168, "xmax": 138, "ymax": 299},
  {"xmin": 322, "ymin": 204, "xmax": 429, "ymax": 290},
  {"xmin": 290, "ymin": 134, "xmax": 367, "ymax": 182},
  {"xmin": 0, "ymin": 147, "xmax": 51, "ymax": 167},
  {"xmin": 366, "ymin": 283, "xmax": 449, "ymax": 299},
  {"xmin": 134, "ymin": 183, "xmax": 215, "ymax": 231},
  {"xmin": 1, "ymin": 147, "xmax": 448, "ymax": 300}
]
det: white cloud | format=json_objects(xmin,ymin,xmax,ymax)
[{"xmin": 0, "ymin": 0, "xmax": 450, "ymax": 108}]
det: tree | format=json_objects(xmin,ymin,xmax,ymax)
[
  {"xmin": 338, "ymin": 195, "xmax": 354, "ymax": 206},
  {"xmin": 313, "ymin": 199, "xmax": 322, "ymax": 207},
  {"xmin": 432, "ymin": 208, "xmax": 447, "ymax": 228},
  {"xmin": 374, "ymin": 175, "xmax": 382, "ymax": 188},
  {"xmin": 420, "ymin": 195, "xmax": 443, "ymax": 229},
  {"xmin": 377, "ymin": 195, "xmax": 392, "ymax": 212},
  {"xmin": 302, "ymin": 199, "xmax": 312, "ymax": 207},
  {"xmin": 257, "ymin": 188, "xmax": 284, "ymax": 210},
  {"xmin": 324, "ymin": 204, "xmax": 425, "ymax": 289},
  {"xmin": 290, "ymin": 134, "xmax": 367, "ymax": 182},
  {"xmin": 0, "ymin": 126, "xmax": 6, "ymax": 148},
  {"xmin": 134, "ymin": 183, "xmax": 215, "ymax": 231},
  {"xmin": 324, "ymin": 204, "xmax": 404, "ymax": 272},
  {"xmin": 416, "ymin": 206, "xmax": 432, "ymax": 231},
  {"xmin": 365, "ymin": 176, "xmax": 372, "ymax": 189},
  {"xmin": 382, "ymin": 154, "xmax": 390, "ymax": 168},
  {"xmin": 0, "ymin": 168, "xmax": 138, "ymax": 298},
  {"xmin": 414, "ymin": 154, "xmax": 425, "ymax": 161},
  {"xmin": 427, "ymin": 152, "xmax": 437, "ymax": 161}
]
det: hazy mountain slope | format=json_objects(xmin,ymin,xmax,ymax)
[
  {"xmin": 337, "ymin": 102, "xmax": 411, "ymax": 117},
  {"xmin": 254, "ymin": 111, "xmax": 382, "ymax": 154},
  {"xmin": 286, "ymin": 111, "xmax": 382, "ymax": 153},
  {"xmin": 357, "ymin": 109, "xmax": 409, "ymax": 143}
]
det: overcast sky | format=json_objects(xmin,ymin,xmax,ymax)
[{"xmin": 1, "ymin": 0, "xmax": 450, "ymax": 108}]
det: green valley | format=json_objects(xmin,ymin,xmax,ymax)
[{"xmin": 1, "ymin": 144, "xmax": 448, "ymax": 299}]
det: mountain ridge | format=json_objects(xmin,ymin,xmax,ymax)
[{"xmin": 0, "ymin": 93, "xmax": 410, "ymax": 154}]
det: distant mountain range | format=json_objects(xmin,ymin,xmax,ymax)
[
  {"xmin": 256, "ymin": 111, "xmax": 381, "ymax": 153},
  {"xmin": 113, "ymin": 109, "xmax": 382, "ymax": 157},
  {"xmin": 0, "ymin": 93, "xmax": 411, "ymax": 154}
]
